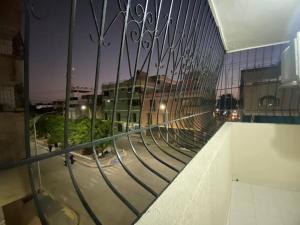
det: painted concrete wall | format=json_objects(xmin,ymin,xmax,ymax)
[
  {"xmin": 0, "ymin": 167, "xmax": 31, "ymax": 207},
  {"xmin": 231, "ymin": 122, "xmax": 300, "ymax": 191},
  {"xmin": 0, "ymin": 113, "xmax": 31, "ymax": 207},
  {"xmin": 136, "ymin": 122, "xmax": 300, "ymax": 224},
  {"xmin": 136, "ymin": 123, "xmax": 232, "ymax": 225}
]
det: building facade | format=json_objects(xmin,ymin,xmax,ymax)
[{"xmin": 101, "ymin": 70, "xmax": 209, "ymax": 132}]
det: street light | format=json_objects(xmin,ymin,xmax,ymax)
[
  {"xmin": 80, "ymin": 105, "xmax": 92, "ymax": 118},
  {"xmin": 160, "ymin": 103, "xmax": 168, "ymax": 142},
  {"xmin": 159, "ymin": 103, "xmax": 166, "ymax": 110},
  {"xmin": 33, "ymin": 111, "xmax": 59, "ymax": 191}
]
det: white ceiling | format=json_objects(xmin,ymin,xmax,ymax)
[{"xmin": 208, "ymin": 0, "xmax": 300, "ymax": 52}]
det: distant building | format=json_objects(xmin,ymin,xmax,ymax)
[
  {"xmin": 53, "ymin": 100, "xmax": 65, "ymax": 111},
  {"xmin": 69, "ymin": 86, "xmax": 93, "ymax": 119},
  {"xmin": 0, "ymin": 0, "xmax": 24, "ymax": 112},
  {"xmin": 81, "ymin": 94, "xmax": 103, "ymax": 119},
  {"xmin": 34, "ymin": 103, "xmax": 55, "ymax": 113},
  {"xmin": 101, "ymin": 70, "xmax": 205, "ymax": 132},
  {"xmin": 50, "ymin": 86, "xmax": 103, "ymax": 119}
]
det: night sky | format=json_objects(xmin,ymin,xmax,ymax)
[
  {"xmin": 28, "ymin": 0, "xmax": 300, "ymax": 103},
  {"xmin": 30, "ymin": 0, "xmax": 128, "ymax": 102},
  {"xmin": 29, "ymin": 0, "xmax": 182, "ymax": 103}
]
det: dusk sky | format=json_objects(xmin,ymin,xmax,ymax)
[
  {"xmin": 30, "ymin": 0, "xmax": 121, "ymax": 102},
  {"xmin": 29, "ymin": 0, "xmax": 187, "ymax": 103},
  {"xmin": 29, "ymin": 0, "xmax": 295, "ymax": 103}
]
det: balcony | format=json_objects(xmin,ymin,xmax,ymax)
[
  {"xmin": 136, "ymin": 122, "xmax": 300, "ymax": 225},
  {"xmin": 0, "ymin": 0, "xmax": 300, "ymax": 224}
]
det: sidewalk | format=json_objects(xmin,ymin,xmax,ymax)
[
  {"xmin": 71, "ymin": 150, "xmax": 127, "ymax": 168},
  {"xmin": 39, "ymin": 192, "xmax": 79, "ymax": 225},
  {"xmin": 0, "ymin": 192, "xmax": 79, "ymax": 225},
  {"xmin": 35, "ymin": 140, "xmax": 128, "ymax": 168}
]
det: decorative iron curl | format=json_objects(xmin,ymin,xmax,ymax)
[
  {"xmin": 144, "ymin": 12, "xmax": 156, "ymax": 33},
  {"xmin": 140, "ymin": 30, "xmax": 154, "ymax": 51},
  {"xmin": 127, "ymin": 20, "xmax": 142, "ymax": 42},
  {"xmin": 142, "ymin": 39, "xmax": 150, "ymax": 49},
  {"xmin": 129, "ymin": 3, "xmax": 145, "ymax": 23}
]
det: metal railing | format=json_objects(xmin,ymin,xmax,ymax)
[
  {"xmin": 0, "ymin": 0, "xmax": 225, "ymax": 224},
  {"xmin": 216, "ymin": 43, "xmax": 300, "ymax": 122}
]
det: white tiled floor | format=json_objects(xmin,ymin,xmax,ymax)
[{"xmin": 228, "ymin": 182, "xmax": 300, "ymax": 225}]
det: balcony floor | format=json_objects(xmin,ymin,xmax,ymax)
[{"xmin": 228, "ymin": 181, "xmax": 300, "ymax": 225}]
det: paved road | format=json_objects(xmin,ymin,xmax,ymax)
[{"xmin": 36, "ymin": 135, "xmax": 191, "ymax": 225}]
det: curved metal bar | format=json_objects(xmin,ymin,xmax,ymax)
[
  {"xmin": 92, "ymin": 146, "xmax": 140, "ymax": 216},
  {"xmin": 89, "ymin": 0, "xmax": 145, "ymax": 222},
  {"xmin": 139, "ymin": 131, "xmax": 180, "ymax": 172},
  {"xmin": 104, "ymin": 0, "xmax": 165, "ymax": 200},
  {"xmin": 0, "ymin": 112, "xmax": 209, "ymax": 172},
  {"xmin": 179, "ymin": 23, "xmax": 223, "ymax": 132},
  {"xmin": 127, "ymin": 134, "xmax": 172, "ymax": 183},
  {"xmin": 123, "ymin": 0, "xmax": 184, "ymax": 185},
  {"xmin": 62, "ymin": 0, "xmax": 102, "ymax": 224},
  {"xmin": 7, "ymin": 1, "xmax": 228, "ymax": 224},
  {"xmin": 112, "ymin": 140, "xmax": 158, "ymax": 197},
  {"xmin": 146, "ymin": 0, "xmax": 200, "ymax": 152},
  {"xmin": 167, "ymin": 3, "xmax": 211, "ymax": 138},
  {"xmin": 23, "ymin": 1, "xmax": 48, "ymax": 224},
  {"xmin": 154, "ymin": 0, "xmax": 194, "ymax": 149},
  {"xmin": 157, "ymin": 1, "xmax": 202, "ymax": 152},
  {"xmin": 147, "ymin": 128, "xmax": 188, "ymax": 165},
  {"xmin": 102, "ymin": 0, "xmax": 145, "ymax": 217},
  {"xmin": 169, "ymin": 11, "xmax": 216, "ymax": 146},
  {"xmin": 181, "ymin": 26, "xmax": 224, "ymax": 131},
  {"xmin": 115, "ymin": 0, "xmax": 176, "ymax": 185},
  {"xmin": 123, "ymin": 0, "xmax": 187, "ymax": 175},
  {"xmin": 138, "ymin": 0, "xmax": 191, "ymax": 165}
]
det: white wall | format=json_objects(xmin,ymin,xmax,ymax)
[
  {"xmin": 136, "ymin": 122, "xmax": 300, "ymax": 225},
  {"xmin": 136, "ymin": 123, "xmax": 232, "ymax": 225},
  {"xmin": 231, "ymin": 122, "xmax": 300, "ymax": 191},
  {"xmin": 208, "ymin": 0, "xmax": 300, "ymax": 51}
]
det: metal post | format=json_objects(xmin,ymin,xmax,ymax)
[
  {"xmin": 33, "ymin": 120, "xmax": 42, "ymax": 191},
  {"xmin": 32, "ymin": 111, "xmax": 59, "ymax": 191}
]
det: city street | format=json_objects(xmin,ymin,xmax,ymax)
[{"xmin": 35, "ymin": 135, "xmax": 191, "ymax": 225}]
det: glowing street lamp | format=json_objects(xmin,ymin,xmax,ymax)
[
  {"xmin": 81, "ymin": 105, "xmax": 92, "ymax": 118},
  {"xmin": 159, "ymin": 103, "xmax": 166, "ymax": 110}
]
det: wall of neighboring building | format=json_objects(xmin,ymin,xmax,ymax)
[
  {"xmin": 244, "ymin": 83, "xmax": 300, "ymax": 116},
  {"xmin": 0, "ymin": 113, "xmax": 25, "ymax": 164},
  {"xmin": 241, "ymin": 65, "xmax": 300, "ymax": 116},
  {"xmin": 0, "ymin": 0, "xmax": 23, "ymax": 111},
  {"xmin": 0, "ymin": 2, "xmax": 40, "ymax": 224}
]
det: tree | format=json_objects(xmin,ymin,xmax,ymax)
[
  {"xmin": 34, "ymin": 115, "xmax": 111, "ymax": 155},
  {"xmin": 69, "ymin": 117, "xmax": 111, "ymax": 155},
  {"xmin": 217, "ymin": 94, "xmax": 238, "ymax": 111},
  {"xmin": 35, "ymin": 115, "xmax": 64, "ymax": 144}
]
